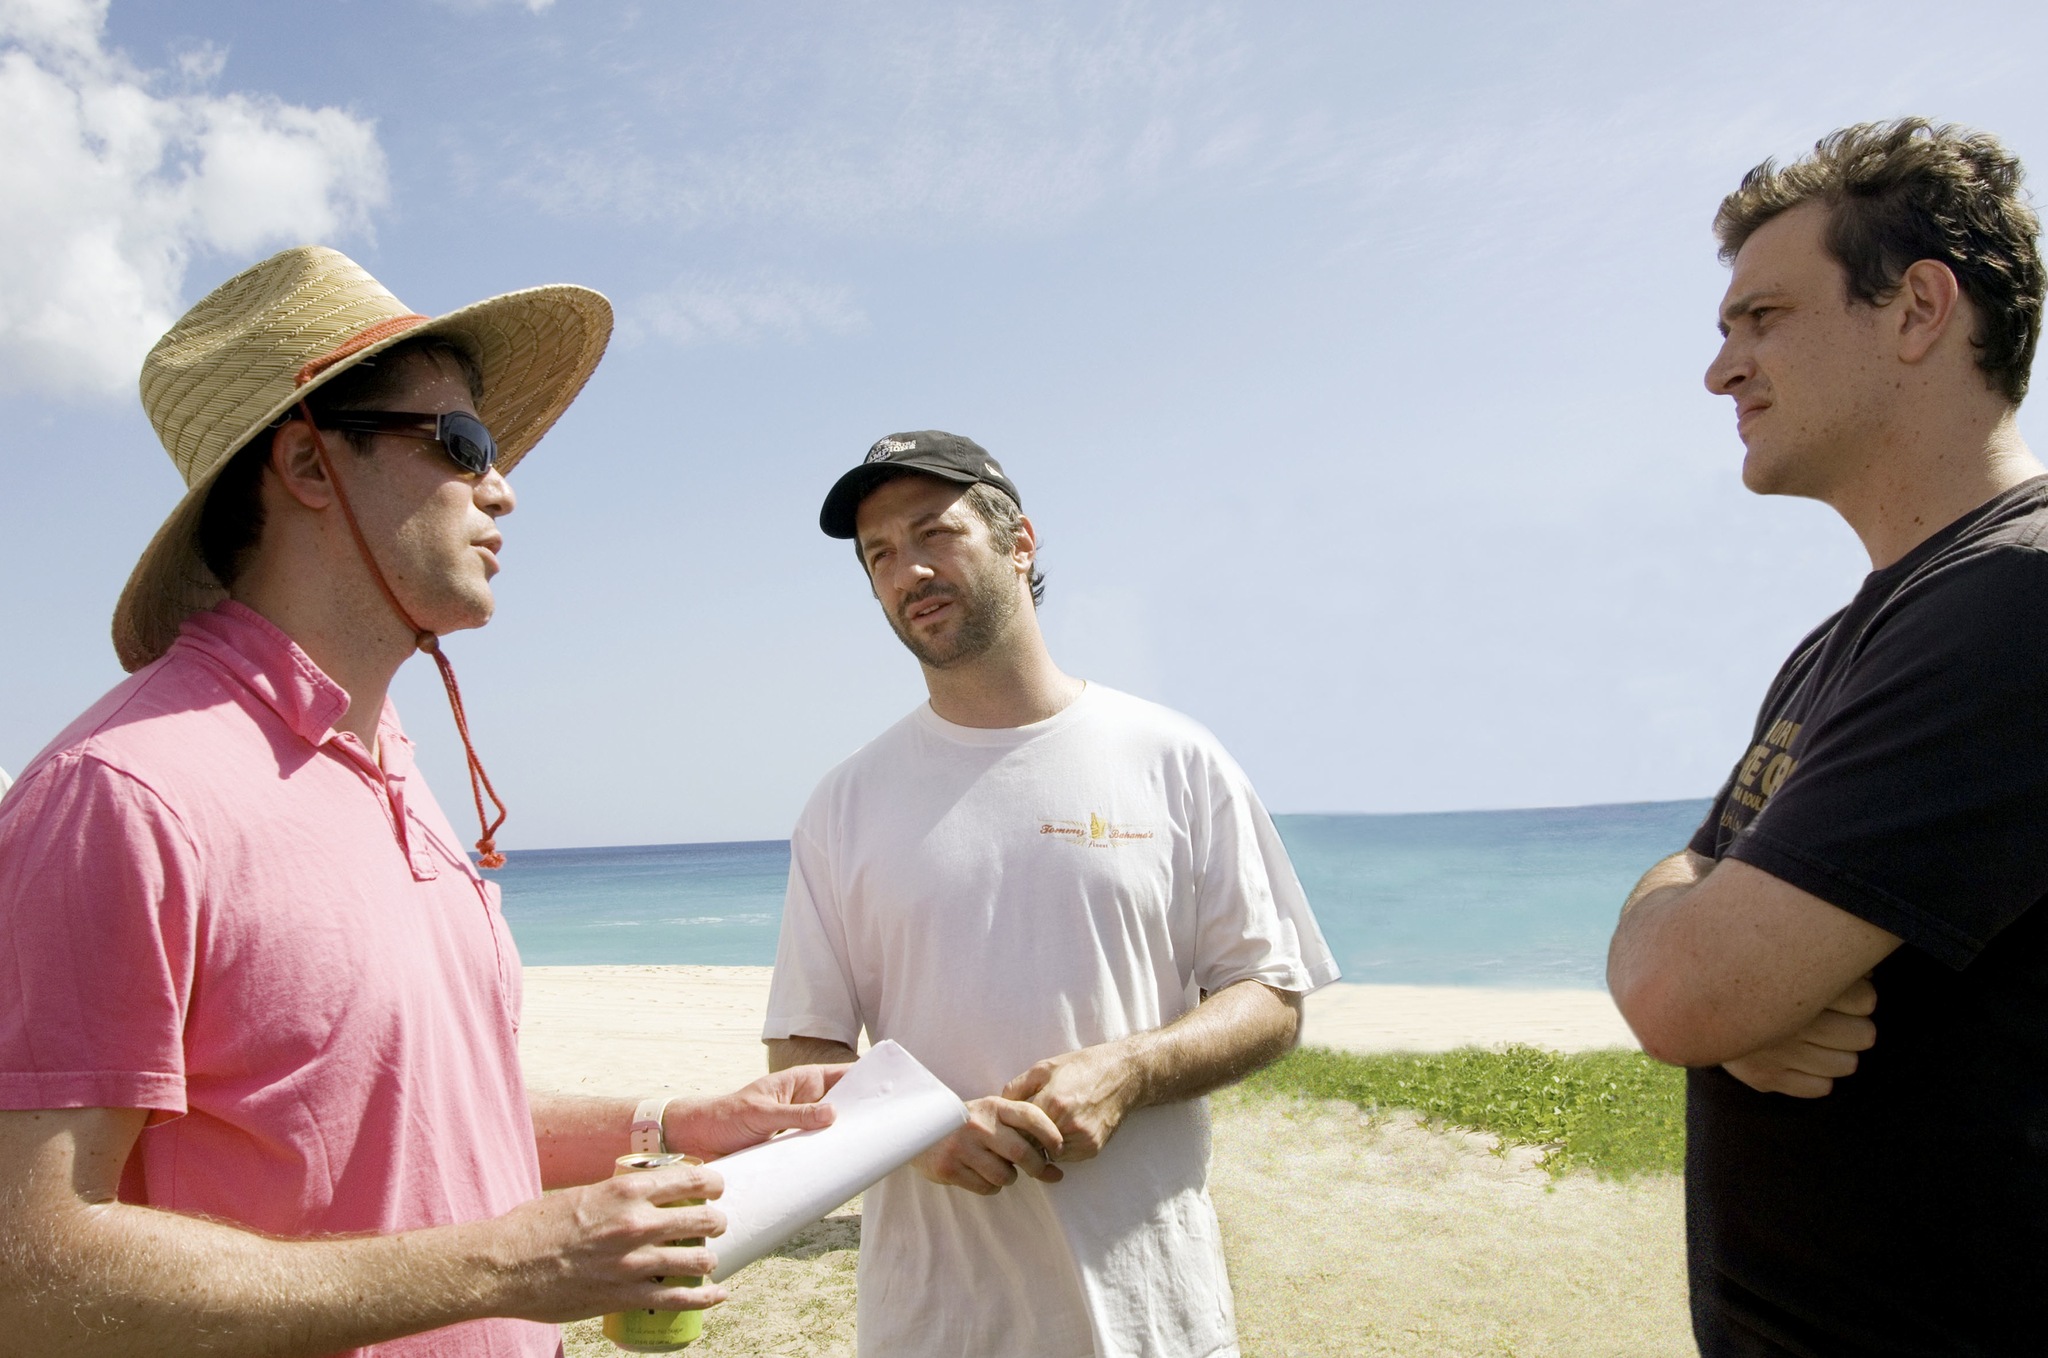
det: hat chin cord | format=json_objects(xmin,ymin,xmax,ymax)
[{"xmin": 298, "ymin": 401, "xmax": 509, "ymax": 869}]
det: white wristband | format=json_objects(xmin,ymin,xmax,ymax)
[{"xmin": 630, "ymin": 1096, "xmax": 673, "ymax": 1155}]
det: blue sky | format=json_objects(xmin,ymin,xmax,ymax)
[{"xmin": 4, "ymin": 0, "xmax": 2045, "ymax": 846}]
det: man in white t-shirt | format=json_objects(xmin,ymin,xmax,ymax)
[{"xmin": 764, "ymin": 431, "xmax": 1340, "ymax": 1358}]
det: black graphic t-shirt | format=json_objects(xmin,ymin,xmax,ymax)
[{"xmin": 1686, "ymin": 477, "xmax": 2048, "ymax": 1357}]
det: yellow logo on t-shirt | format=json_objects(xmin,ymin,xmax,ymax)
[
  {"xmin": 1039, "ymin": 812, "xmax": 1158, "ymax": 847},
  {"xmin": 1718, "ymin": 718, "xmax": 1802, "ymax": 834}
]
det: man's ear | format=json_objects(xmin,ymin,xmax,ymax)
[
  {"xmin": 1012, "ymin": 515, "xmax": 1039, "ymax": 572},
  {"xmin": 267, "ymin": 418, "xmax": 338, "ymax": 512},
  {"xmin": 1894, "ymin": 258, "xmax": 1965, "ymax": 365}
]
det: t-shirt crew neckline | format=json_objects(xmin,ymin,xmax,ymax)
[
  {"xmin": 912, "ymin": 682, "xmax": 1095, "ymax": 747},
  {"xmin": 1866, "ymin": 472, "xmax": 2048, "ymax": 586}
]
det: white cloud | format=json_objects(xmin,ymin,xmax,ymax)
[
  {"xmin": 433, "ymin": 0, "xmax": 554, "ymax": 12},
  {"xmin": 623, "ymin": 271, "xmax": 865, "ymax": 348},
  {"xmin": 169, "ymin": 40, "xmax": 225, "ymax": 86},
  {"xmin": 0, "ymin": 0, "xmax": 387, "ymax": 398},
  {"xmin": 504, "ymin": 3, "xmax": 1246, "ymax": 236}
]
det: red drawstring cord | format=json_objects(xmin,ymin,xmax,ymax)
[
  {"xmin": 421, "ymin": 638, "xmax": 508, "ymax": 870},
  {"xmin": 298, "ymin": 401, "xmax": 509, "ymax": 869}
]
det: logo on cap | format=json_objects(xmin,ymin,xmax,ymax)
[{"xmin": 868, "ymin": 438, "xmax": 917, "ymax": 462}]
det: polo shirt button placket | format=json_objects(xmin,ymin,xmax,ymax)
[
  {"xmin": 383, "ymin": 774, "xmax": 438, "ymax": 883},
  {"xmin": 336, "ymin": 734, "xmax": 436, "ymax": 882}
]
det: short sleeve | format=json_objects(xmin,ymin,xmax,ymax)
[
  {"xmin": 1728, "ymin": 550, "xmax": 2048, "ymax": 968},
  {"xmin": 1688, "ymin": 771, "xmax": 1740, "ymax": 858},
  {"xmin": 1189, "ymin": 748, "xmax": 1342, "ymax": 996},
  {"xmin": 761, "ymin": 819, "xmax": 864, "ymax": 1047},
  {"xmin": 0, "ymin": 753, "xmax": 201, "ymax": 1115},
  {"xmin": 1690, "ymin": 616, "xmax": 1838, "ymax": 861}
]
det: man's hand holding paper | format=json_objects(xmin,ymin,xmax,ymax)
[
  {"xmin": 666, "ymin": 1064, "xmax": 848, "ymax": 1158},
  {"xmin": 705, "ymin": 1041, "xmax": 968, "ymax": 1282},
  {"xmin": 913, "ymin": 1095, "xmax": 1066, "ymax": 1194},
  {"xmin": 1002, "ymin": 1043, "xmax": 1145, "ymax": 1164}
]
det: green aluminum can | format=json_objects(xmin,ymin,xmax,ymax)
[{"xmin": 601, "ymin": 1152, "xmax": 707, "ymax": 1352}]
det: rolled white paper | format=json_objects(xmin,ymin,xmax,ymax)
[{"xmin": 707, "ymin": 1039, "xmax": 967, "ymax": 1281}]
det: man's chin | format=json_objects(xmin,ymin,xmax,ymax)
[
  {"xmin": 1740, "ymin": 446, "xmax": 1794, "ymax": 496},
  {"xmin": 900, "ymin": 636, "xmax": 963, "ymax": 668},
  {"xmin": 895, "ymin": 625, "xmax": 986, "ymax": 670},
  {"xmin": 423, "ymin": 589, "xmax": 496, "ymax": 637}
]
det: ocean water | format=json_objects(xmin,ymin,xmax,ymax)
[{"xmin": 493, "ymin": 799, "xmax": 1712, "ymax": 988}]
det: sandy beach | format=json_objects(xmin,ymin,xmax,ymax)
[
  {"xmin": 525, "ymin": 966, "xmax": 1687, "ymax": 1356},
  {"xmin": 519, "ymin": 966, "xmax": 1642, "ymax": 1099}
]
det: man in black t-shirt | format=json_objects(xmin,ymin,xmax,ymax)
[{"xmin": 1609, "ymin": 119, "xmax": 2048, "ymax": 1357}]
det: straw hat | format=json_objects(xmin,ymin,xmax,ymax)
[{"xmin": 114, "ymin": 245, "xmax": 613, "ymax": 672}]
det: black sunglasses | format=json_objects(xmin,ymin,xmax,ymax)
[{"xmin": 307, "ymin": 409, "xmax": 499, "ymax": 476}]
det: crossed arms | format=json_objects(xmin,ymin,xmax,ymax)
[
  {"xmin": 769, "ymin": 978, "xmax": 1301, "ymax": 1194},
  {"xmin": 1609, "ymin": 851, "xmax": 1899, "ymax": 1095},
  {"xmin": 0, "ymin": 1073, "xmax": 840, "ymax": 1358}
]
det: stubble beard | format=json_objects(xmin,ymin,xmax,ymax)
[
  {"xmin": 389, "ymin": 515, "xmax": 497, "ymax": 637},
  {"xmin": 887, "ymin": 558, "xmax": 1021, "ymax": 669}
]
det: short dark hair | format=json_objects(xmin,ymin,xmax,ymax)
[
  {"xmin": 197, "ymin": 338, "xmax": 484, "ymax": 588},
  {"xmin": 962, "ymin": 482, "xmax": 1045, "ymax": 607},
  {"xmin": 852, "ymin": 475, "xmax": 1046, "ymax": 607},
  {"xmin": 1713, "ymin": 118, "xmax": 2045, "ymax": 404}
]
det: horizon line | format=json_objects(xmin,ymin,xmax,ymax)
[{"xmin": 491, "ymin": 795, "xmax": 1716, "ymax": 858}]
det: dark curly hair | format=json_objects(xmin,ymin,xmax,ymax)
[{"xmin": 1714, "ymin": 118, "xmax": 2044, "ymax": 404}]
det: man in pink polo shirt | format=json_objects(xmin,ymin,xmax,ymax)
[{"xmin": 0, "ymin": 248, "xmax": 837, "ymax": 1355}]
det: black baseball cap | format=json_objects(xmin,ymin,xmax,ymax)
[{"xmin": 819, "ymin": 430, "xmax": 1023, "ymax": 539}]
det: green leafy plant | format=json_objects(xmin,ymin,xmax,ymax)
[{"xmin": 1239, "ymin": 1045, "xmax": 1685, "ymax": 1179}]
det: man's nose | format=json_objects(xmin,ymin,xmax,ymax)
[
  {"xmin": 887, "ymin": 556, "xmax": 936, "ymax": 593},
  {"xmin": 1705, "ymin": 338, "xmax": 1746, "ymax": 396},
  {"xmin": 476, "ymin": 467, "xmax": 516, "ymax": 516}
]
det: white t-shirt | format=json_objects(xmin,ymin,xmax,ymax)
[{"xmin": 764, "ymin": 684, "xmax": 1340, "ymax": 1358}]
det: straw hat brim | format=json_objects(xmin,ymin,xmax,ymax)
[{"xmin": 113, "ymin": 284, "xmax": 612, "ymax": 673}]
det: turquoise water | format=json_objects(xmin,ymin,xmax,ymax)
[{"xmin": 494, "ymin": 799, "xmax": 1710, "ymax": 989}]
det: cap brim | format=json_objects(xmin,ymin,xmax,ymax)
[
  {"xmin": 819, "ymin": 462, "xmax": 980, "ymax": 539},
  {"xmin": 113, "ymin": 284, "xmax": 613, "ymax": 672}
]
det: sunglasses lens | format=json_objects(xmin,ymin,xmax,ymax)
[{"xmin": 440, "ymin": 413, "xmax": 497, "ymax": 474}]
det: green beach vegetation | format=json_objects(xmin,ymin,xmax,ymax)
[{"xmin": 1240, "ymin": 1045, "xmax": 1686, "ymax": 1179}]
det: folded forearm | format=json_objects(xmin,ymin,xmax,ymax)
[
  {"xmin": 1, "ymin": 1203, "xmax": 505, "ymax": 1358},
  {"xmin": 1621, "ymin": 849, "xmax": 1713, "ymax": 915},
  {"xmin": 1608, "ymin": 850, "xmax": 1713, "ymax": 999}
]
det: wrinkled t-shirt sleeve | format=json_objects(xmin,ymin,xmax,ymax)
[
  {"xmin": 0, "ymin": 753, "xmax": 201, "ymax": 1116},
  {"xmin": 1728, "ymin": 549, "xmax": 2048, "ymax": 968},
  {"xmin": 761, "ymin": 819, "xmax": 864, "ymax": 1048},
  {"xmin": 1189, "ymin": 746, "xmax": 1342, "ymax": 996}
]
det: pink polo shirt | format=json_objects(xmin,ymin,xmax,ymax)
[{"xmin": 0, "ymin": 602, "xmax": 556, "ymax": 1358}]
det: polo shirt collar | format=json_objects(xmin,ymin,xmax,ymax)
[{"xmin": 174, "ymin": 601, "xmax": 354, "ymax": 748}]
